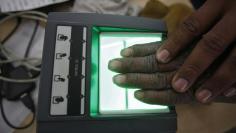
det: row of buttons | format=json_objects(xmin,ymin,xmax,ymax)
[
  {"xmin": 50, "ymin": 26, "xmax": 72, "ymax": 115},
  {"xmin": 52, "ymin": 32, "xmax": 70, "ymax": 103},
  {"xmin": 50, "ymin": 26, "xmax": 87, "ymax": 115}
]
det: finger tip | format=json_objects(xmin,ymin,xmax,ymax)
[
  {"xmin": 121, "ymin": 48, "xmax": 133, "ymax": 57},
  {"xmin": 113, "ymin": 74, "xmax": 126, "ymax": 85},
  {"xmin": 195, "ymin": 89, "xmax": 212, "ymax": 103},
  {"xmin": 224, "ymin": 88, "xmax": 236, "ymax": 97},
  {"xmin": 108, "ymin": 59, "xmax": 122, "ymax": 70},
  {"xmin": 156, "ymin": 49, "xmax": 170, "ymax": 63},
  {"xmin": 134, "ymin": 90, "xmax": 145, "ymax": 99},
  {"xmin": 172, "ymin": 78, "xmax": 188, "ymax": 92}
]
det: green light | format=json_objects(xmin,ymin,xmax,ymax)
[
  {"xmin": 99, "ymin": 32, "xmax": 169, "ymax": 115},
  {"xmin": 90, "ymin": 27, "xmax": 100, "ymax": 117},
  {"xmin": 90, "ymin": 27, "xmax": 169, "ymax": 117}
]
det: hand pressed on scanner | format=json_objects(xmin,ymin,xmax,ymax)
[{"xmin": 108, "ymin": 42, "xmax": 236, "ymax": 105}]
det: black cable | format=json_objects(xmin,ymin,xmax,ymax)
[
  {"xmin": 0, "ymin": 15, "xmax": 39, "ymax": 130},
  {"xmin": 0, "ymin": 94, "xmax": 35, "ymax": 129},
  {"xmin": 24, "ymin": 20, "xmax": 39, "ymax": 58},
  {"xmin": 1, "ymin": 17, "xmax": 22, "ymax": 44}
]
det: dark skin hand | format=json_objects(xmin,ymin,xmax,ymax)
[
  {"xmin": 155, "ymin": 0, "xmax": 236, "ymax": 103},
  {"xmin": 108, "ymin": 42, "xmax": 236, "ymax": 105}
]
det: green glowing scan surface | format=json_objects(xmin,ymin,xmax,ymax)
[{"xmin": 98, "ymin": 32, "xmax": 169, "ymax": 115}]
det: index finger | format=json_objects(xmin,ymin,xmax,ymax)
[
  {"xmin": 156, "ymin": 0, "xmax": 225, "ymax": 63},
  {"xmin": 120, "ymin": 42, "xmax": 162, "ymax": 57}
]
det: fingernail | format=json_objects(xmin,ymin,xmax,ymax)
[
  {"xmin": 134, "ymin": 91, "xmax": 144, "ymax": 99},
  {"xmin": 108, "ymin": 60, "xmax": 122, "ymax": 70},
  {"xmin": 157, "ymin": 49, "xmax": 170, "ymax": 63},
  {"xmin": 173, "ymin": 78, "xmax": 188, "ymax": 92},
  {"xmin": 113, "ymin": 75, "xmax": 126, "ymax": 84},
  {"xmin": 197, "ymin": 89, "xmax": 212, "ymax": 103},
  {"xmin": 224, "ymin": 88, "xmax": 236, "ymax": 97},
  {"xmin": 121, "ymin": 48, "xmax": 133, "ymax": 57}
]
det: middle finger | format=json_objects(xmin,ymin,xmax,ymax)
[
  {"xmin": 113, "ymin": 72, "xmax": 175, "ymax": 89},
  {"xmin": 109, "ymin": 54, "xmax": 184, "ymax": 73}
]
